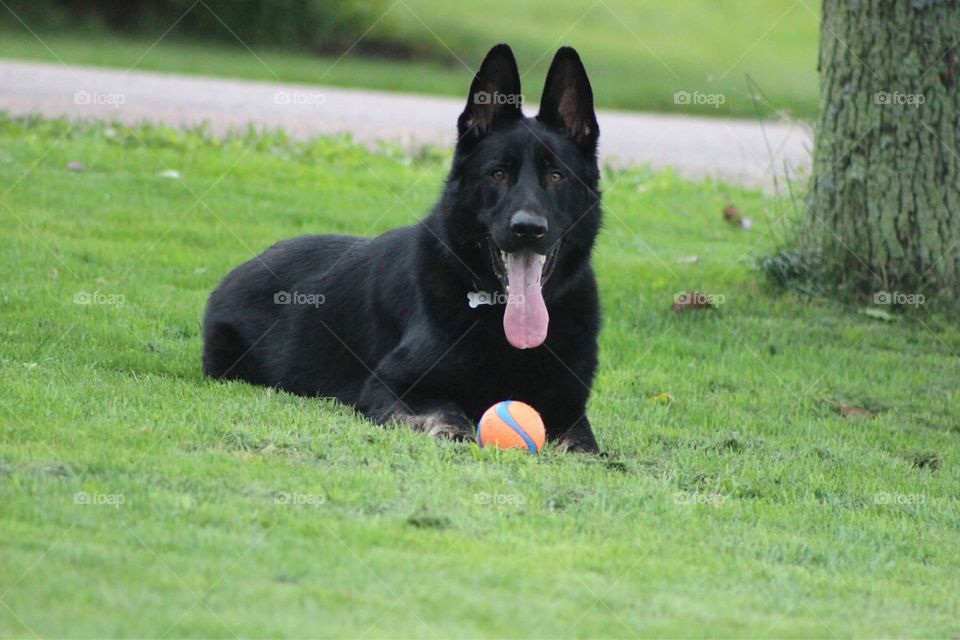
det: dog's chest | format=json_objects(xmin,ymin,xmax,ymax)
[{"xmin": 445, "ymin": 314, "xmax": 556, "ymax": 395}]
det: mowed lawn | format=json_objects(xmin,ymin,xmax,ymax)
[
  {"xmin": 1, "ymin": 115, "xmax": 959, "ymax": 638},
  {"xmin": 0, "ymin": 0, "xmax": 819, "ymax": 118}
]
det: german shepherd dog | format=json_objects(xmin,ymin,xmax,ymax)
[{"xmin": 202, "ymin": 44, "xmax": 602, "ymax": 452}]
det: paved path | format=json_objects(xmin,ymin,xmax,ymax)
[{"xmin": 0, "ymin": 59, "xmax": 812, "ymax": 188}]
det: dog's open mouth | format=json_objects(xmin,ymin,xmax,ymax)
[{"xmin": 488, "ymin": 242, "xmax": 559, "ymax": 350}]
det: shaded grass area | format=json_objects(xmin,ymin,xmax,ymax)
[
  {"xmin": 0, "ymin": 0, "xmax": 819, "ymax": 118},
  {"xmin": 0, "ymin": 115, "xmax": 958, "ymax": 637}
]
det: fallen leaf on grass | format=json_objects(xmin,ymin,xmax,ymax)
[
  {"xmin": 407, "ymin": 513, "xmax": 451, "ymax": 529},
  {"xmin": 723, "ymin": 204, "xmax": 741, "ymax": 224},
  {"xmin": 839, "ymin": 404, "xmax": 873, "ymax": 418},
  {"xmin": 722, "ymin": 204, "xmax": 752, "ymax": 230},
  {"xmin": 860, "ymin": 308, "xmax": 899, "ymax": 322},
  {"xmin": 907, "ymin": 451, "xmax": 941, "ymax": 471},
  {"xmin": 647, "ymin": 392, "xmax": 675, "ymax": 405}
]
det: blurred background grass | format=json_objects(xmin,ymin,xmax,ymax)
[{"xmin": 0, "ymin": 0, "xmax": 819, "ymax": 118}]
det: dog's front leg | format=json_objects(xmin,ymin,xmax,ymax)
[
  {"xmin": 537, "ymin": 381, "xmax": 600, "ymax": 454},
  {"xmin": 355, "ymin": 363, "xmax": 474, "ymax": 441},
  {"xmin": 552, "ymin": 414, "xmax": 600, "ymax": 454}
]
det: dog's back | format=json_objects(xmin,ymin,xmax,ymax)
[{"xmin": 203, "ymin": 234, "xmax": 376, "ymax": 394}]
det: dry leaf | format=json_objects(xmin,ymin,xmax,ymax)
[
  {"xmin": 723, "ymin": 204, "xmax": 741, "ymax": 225},
  {"xmin": 839, "ymin": 404, "xmax": 873, "ymax": 418},
  {"xmin": 723, "ymin": 204, "xmax": 752, "ymax": 229},
  {"xmin": 647, "ymin": 392, "xmax": 674, "ymax": 405},
  {"xmin": 861, "ymin": 308, "xmax": 898, "ymax": 322}
]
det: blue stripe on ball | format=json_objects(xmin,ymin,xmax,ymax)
[{"xmin": 495, "ymin": 401, "xmax": 539, "ymax": 452}]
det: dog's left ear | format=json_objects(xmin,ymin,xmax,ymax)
[
  {"xmin": 537, "ymin": 47, "xmax": 599, "ymax": 155},
  {"xmin": 458, "ymin": 44, "xmax": 524, "ymax": 143}
]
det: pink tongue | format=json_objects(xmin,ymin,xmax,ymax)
[{"xmin": 503, "ymin": 251, "xmax": 549, "ymax": 349}]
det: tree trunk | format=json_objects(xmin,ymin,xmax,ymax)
[{"xmin": 809, "ymin": 0, "xmax": 960, "ymax": 297}]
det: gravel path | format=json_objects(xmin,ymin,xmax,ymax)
[{"xmin": 0, "ymin": 59, "xmax": 812, "ymax": 188}]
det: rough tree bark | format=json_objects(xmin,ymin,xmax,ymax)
[{"xmin": 809, "ymin": 0, "xmax": 960, "ymax": 296}]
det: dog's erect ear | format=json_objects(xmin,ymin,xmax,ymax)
[
  {"xmin": 457, "ymin": 44, "xmax": 523, "ymax": 142},
  {"xmin": 537, "ymin": 47, "xmax": 599, "ymax": 154}
]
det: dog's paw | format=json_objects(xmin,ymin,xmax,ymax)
[
  {"xmin": 554, "ymin": 433, "xmax": 601, "ymax": 454},
  {"xmin": 393, "ymin": 408, "xmax": 475, "ymax": 442}
]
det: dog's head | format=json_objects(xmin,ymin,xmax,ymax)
[{"xmin": 438, "ymin": 44, "xmax": 601, "ymax": 349}]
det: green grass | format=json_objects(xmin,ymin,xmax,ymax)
[
  {"xmin": 0, "ymin": 0, "xmax": 819, "ymax": 118},
  {"xmin": 1, "ymin": 115, "xmax": 959, "ymax": 638}
]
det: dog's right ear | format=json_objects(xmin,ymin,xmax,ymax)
[{"xmin": 457, "ymin": 44, "xmax": 523, "ymax": 144}]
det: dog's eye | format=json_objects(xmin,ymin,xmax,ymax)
[
  {"xmin": 490, "ymin": 168, "xmax": 506, "ymax": 181},
  {"xmin": 549, "ymin": 170, "xmax": 565, "ymax": 183}
]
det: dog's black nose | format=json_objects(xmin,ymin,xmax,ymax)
[{"xmin": 510, "ymin": 211, "xmax": 548, "ymax": 238}]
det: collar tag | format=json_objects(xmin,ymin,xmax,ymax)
[{"xmin": 467, "ymin": 291, "xmax": 495, "ymax": 308}]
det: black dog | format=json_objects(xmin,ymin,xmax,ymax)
[{"xmin": 202, "ymin": 44, "xmax": 602, "ymax": 452}]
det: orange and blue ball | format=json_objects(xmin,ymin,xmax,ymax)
[{"xmin": 477, "ymin": 401, "xmax": 546, "ymax": 453}]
